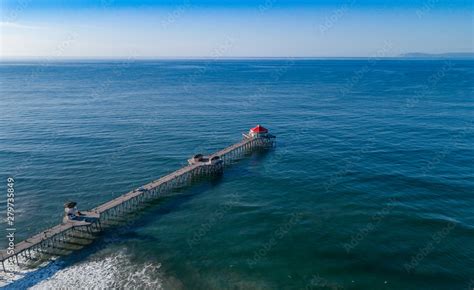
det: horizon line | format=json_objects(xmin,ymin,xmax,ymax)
[
  {"xmin": 2, "ymin": 52, "xmax": 474, "ymax": 60},
  {"xmin": 2, "ymin": 56, "xmax": 474, "ymax": 61}
]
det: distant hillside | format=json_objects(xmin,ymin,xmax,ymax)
[{"xmin": 399, "ymin": 52, "xmax": 474, "ymax": 59}]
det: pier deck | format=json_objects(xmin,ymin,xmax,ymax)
[{"xmin": 0, "ymin": 130, "xmax": 275, "ymax": 270}]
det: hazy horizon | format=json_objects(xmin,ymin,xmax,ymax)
[{"xmin": 2, "ymin": 54, "xmax": 474, "ymax": 61}]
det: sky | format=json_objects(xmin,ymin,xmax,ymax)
[{"xmin": 0, "ymin": 0, "xmax": 473, "ymax": 58}]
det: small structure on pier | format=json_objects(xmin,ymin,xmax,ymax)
[
  {"xmin": 243, "ymin": 124, "xmax": 276, "ymax": 147},
  {"xmin": 63, "ymin": 202, "xmax": 99, "ymax": 224},
  {"xmin": 249, "ymin": 124, "xmax": 268, "ymax": 137},
  {"xmin": 64, "ymin": 201, "xmax": 79, "ymax": 220},
  {"xmin": 209, "ymin": 156, "xmax": 222, "ymax": 165},
  {"xmin": 191, "ymin": 154, "xmax": 204, "ymax": 163}
]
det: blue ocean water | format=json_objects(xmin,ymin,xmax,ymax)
[{"xmin": 0, "ymin": 59, "xmax": 473, "ymax": 289}]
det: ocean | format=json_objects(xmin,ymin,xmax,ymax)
[{"xmin": 0, "ymin": 59, "xmax": 473, "ymax": 289}]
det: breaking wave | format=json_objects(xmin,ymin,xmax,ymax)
[{"xmin": 1, "ymin": 251, "xmax": 164, "ymax": 289}]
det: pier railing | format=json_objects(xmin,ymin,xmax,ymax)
[{"xmin": 0, "ymin": 132, "xmax": 275, "ymax": 271}]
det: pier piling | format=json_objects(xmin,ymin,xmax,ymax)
[{"xmin": 0, "ymin": 126, "xmax": 275, "ymax": 272}]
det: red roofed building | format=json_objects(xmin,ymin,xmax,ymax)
[
  {"xmin": 248, "ymin": 124, "xmax": 268, "ymax": 138},
  {"xmin": 243, "ymin": 124, "xmax": 276, "ymax": 146},
  {"xmin": 250, "ymin": 125, "xmax": 268, "ymax": 134}
]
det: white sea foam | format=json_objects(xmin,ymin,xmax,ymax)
[
  {"xmin": 0, "ymin": 254, "xmax": 53, "ymax": 288},
  {"xmin": 0, "ymin": 251, "xmax": 163, "ymax": 289},
  {"xmin": 33, "ymin": 252, "xmax": 163, "ymax": 290}
]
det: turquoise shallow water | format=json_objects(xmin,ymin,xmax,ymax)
[{"xmin": 0, "ymin": 59, "xmax": 473, "ymax": 289}]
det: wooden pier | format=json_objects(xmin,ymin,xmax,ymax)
[{"xmin": 0, "ymin": 126, "xmax": 275, "ymax": 272}]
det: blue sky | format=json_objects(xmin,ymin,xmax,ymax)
[{"xmin": 1, "ymin": 0, "xmax": 473, "ymax": 58}]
